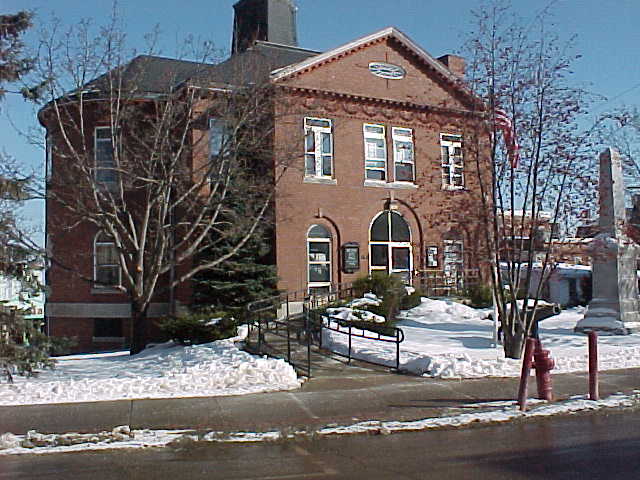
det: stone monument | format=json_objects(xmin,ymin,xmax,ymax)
[{"xmin": 575, "ymin": 148, "xmax": 640, "ymax": 334}]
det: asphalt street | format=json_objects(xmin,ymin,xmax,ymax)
[{"xmin": 2, "ymin": 407, "xmax": 640, "ymax": 479}]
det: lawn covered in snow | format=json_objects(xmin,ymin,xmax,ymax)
[
  {"xmin": 323, "ymin": 298, "xmax": 640, "ymax": 378},
  {"xmin": 0, "ymin": 327, "xmax": 302, "ymax": 406}
]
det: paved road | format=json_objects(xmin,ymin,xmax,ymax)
[{"xmin": 3, "ymin": 408, "xmax": 640, "ymax": 479}]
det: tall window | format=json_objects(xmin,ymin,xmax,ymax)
[
  {"xmin": 95, "ymin": 127, "xmax": 116, "ymax": 183},
  {"xmin": 307, "ymin": 224, "xmax": 332, "ymax": 295},
  {"xmin": 363, "ymin": 124, "xmax": 386, "ymax": 180},
  {"xmin": 209, "ymin": 118, "xmax": 228, "ymax": 159},
  {"xmin": 304, "ymin": 117, "xmax": 333, "ymax": 178},
  {"xmin": 94, "ymin": 232, "xmax": 120, "ymax": 288},
  {"xmin": 440, "ymin": 133, "xmax": 463, "ymax": 188},
  {"xmin": 369, "ymin": 211, "xmax": 412, "ymax": 283},
  {"xmin": 392, "ymin": 127, "xmax": 414, "ymax": 182}
]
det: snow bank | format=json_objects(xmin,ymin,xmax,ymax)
[
  {"xmin": 323, "ymin": 298, "xmax": 640, "ymax": 378},
  {"xmin": 0, "ymin": 329, "xmax": 301, "ymax": 406}
]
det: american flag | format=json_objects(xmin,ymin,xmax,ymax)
[{"xmin": 494, "ymin": 108, "xmax": 520, "ymax": 169}]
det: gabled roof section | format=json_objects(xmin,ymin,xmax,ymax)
[{"xmin": 270, "ymin": 27, "xmax": 475, "ymax": 101}]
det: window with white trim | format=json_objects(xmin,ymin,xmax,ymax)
[
  {"xmin": 304, "ymin": 117, "xmax": 333, "ymax": 178},
  {"xmin": 364, "ymin": 124, "xmax": 387, "ymax": 181},
  {"xmin": 392, "ymin": 127, "xmax": 414, "ymax": 182},
  {"xmin": 440, "ymin": 133, "xmax": 463, "ymax": 188},
  {"xmin": 95, "ymin": 127, "xmax": 116, "ymax": 183},
  {"xmin": 94, "ymin": 232, "xmax": 121, "ymax": 288},
  {"xmin": 209, "ymin": 118, "xmax": 228, "ymax": 159},
  {"xmin": 46, "ymin": 134, "xmax": 52, "ymax": 181},
  {"xmin": 307, "ymin": 224, "xmax": 332, "ymax": 295}
]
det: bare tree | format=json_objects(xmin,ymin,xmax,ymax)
[
  {"xmin": 34, "ymin": 13, "xmax": 293, "ymax": 353},
  {"xmin": 462, "ymin": 1, "xmax": 597, "ymax": 358}
]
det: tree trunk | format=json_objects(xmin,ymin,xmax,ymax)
[
  {"xmin": 502, "ymin": 320, "xmax": 526, "ymax": 359},
  {"xmin": 129, "ymin": 302, "xmax": 148, "ymax": 355}
]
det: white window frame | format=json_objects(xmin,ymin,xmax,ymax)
[
  {"xmin": 368, "ymin": 211, "xmax": 413, "ymax": 283},
  {"xmin": 94, "ymin": 233, "xmax": 121, "ymax": 289},
  {"xmin": 363, "ymin": 123, "xmax": 387, "ymax": 181},
  {"xmin": 392, "ymin": 127, "xmax": 414, "ymax": 182},
  {"xmin": 95, "ymin": 126, "xmax": 117, "ymax": 184},
  {"xmin": 304, "ymin": 117, "xmax": 333, "ymax": 179},
  {"xmin": 307, "ymin": 225, "xmax": 332, "ymax": 294},
  {"xmin": 440, "ymin": 133, "xmax": 464, "ymax": 189}
]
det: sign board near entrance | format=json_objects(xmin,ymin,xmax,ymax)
[{"xmin": 342, "ymin": 243, "xmax": 360, "ymax": 273}]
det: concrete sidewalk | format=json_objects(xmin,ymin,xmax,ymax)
[{"xmin": 1, "ymin": 352, "xmax": 639, "ymax": 435}]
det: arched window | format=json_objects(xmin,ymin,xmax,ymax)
[
  {"xmin": 94, "ymin": 232, "xmax": 120, "ymax": 288},
  {"xmin": 369, "ymin": 211, "xmax": 412, "ymax": 283},
  {"xmin": 307, "ymin": 224, "xmax": 331, "ymax": 295}
]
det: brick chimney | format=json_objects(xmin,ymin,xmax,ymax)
[
  {"xmin": 437, "ymin": 54, "xmax": 465, "ymax": 79},
  {"xmin": 232, "ymin": 0, "xmax": 298, "ymax": 55}
]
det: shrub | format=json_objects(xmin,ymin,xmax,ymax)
[
  {"xmin": 400, "ymin": 289, "xmax": 423, "ymax": 310},
  {"xmin": 352, "ymin": 272, "xmax": 404, "ymax": 298},
  {"xmin": 159, "ymin": 310, "xmax": 237, "ymax": 346},
  {"xmin": 463, "ymin": 283, "xmax": 494, "ymax": 308}
]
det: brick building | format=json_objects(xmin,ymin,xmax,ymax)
[{"xmin": 43, "ymin": 0, "xmax": 490, "ymax": 352}]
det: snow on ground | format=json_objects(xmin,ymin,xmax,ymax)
[
  {"xmin": 0, "ymin": 327, "xmax": 302, "ymax": 406},
  {"xmin": 323, "ymin": 298, "xmax": 640, "ymax": 378}
]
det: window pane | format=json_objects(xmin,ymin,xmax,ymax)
[
  {"xmin": 322, "ymin": 156, "xmax": 332, "ymax": 176},
  {"xmin": 96, "ymin": 141, "xmax": 114, "ymax": 167},
  {"xmin": 392, "ymin": 247, "xmax": 410, "ymax": 270},
  {"xmin": 308, "ymin": 224, "xmax": 330, "ymax": 238},
  {"xmin": 96, "ymin": 169, "xmax": 117, "ymax": 183},
  {"xmin": 441, "ymin": 146, "xmax": 449, "ymax": 164},
  {"xmin": 365, "ymin": 125, "xmax": 384, "ymax": 134},
  {"xmin": 96, "ymin": 128, "xmax": 111, "ymax": 139},
  {"xmin": 371, "ymin": 212, "xmax": 389, "ymax": 241},
  {"xmin": 305, "ymin": 154, "xmax": 316, "ymax": 175},
  {"xmin": 305, "ymin": 130, "xmax": 315, "ymax": 152},
  {"xmin": 209, "ymin": 121, "xmax": 225, "ymax": 157},
  {"xmin": 305, "ymin": 118, "xmax": 331, "ymax": 128},
  {"xmin": 309, "ymin": 264, "xmax": 330, "ymax": 282},
  {"xmin": 395, "ymin": 163, "xmax": 413, "ymax": 182},
  {"xmin": 371, "ymin": 244, "xmax": 388, "ymax": 267},
  {"xmin": 366, "ymin": 169, "xmax": 385, "ymax": 180},
  {"xmin": 391, "ymin": 212, "xmax": 410, "ymax": 242},
  {"xmin": 96, "ymin": 266, "xmax": 119, "ymax": 286},
  {"xmin": 309, "ymin": 242, "xmax": 330, "ymax": 261},
  {"xmin": 321, "ymin": 133, "xmax": 331, "ymax": 154},
  {"xmin": 309, "ymin": 286, "xmax": 330, "ymax": 296},
  {"xmin": 366, "ymin": 138, "xmax": 385, "ymax": 159},
  {"xmin": 96, "ymin": 244, "xmax": 118, "ymax": 265},
  {"xmin": 395, "ymin": 141, "xmax": 413, "ymax": 162}
]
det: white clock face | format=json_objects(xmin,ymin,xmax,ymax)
[{"xmin": 368, "ymin": 62, "xmax": 406, "ymax": 79}]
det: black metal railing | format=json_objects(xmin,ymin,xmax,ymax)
[
  {"xmin": 245, "ymin": 283, "xmax": 405, "ymax": 376},
  {"xmin": 307, "ymin": 309, "xmax": 405, "ymax": 371}
]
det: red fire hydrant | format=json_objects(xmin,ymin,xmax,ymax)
[{"xmin": 532, "ymin": 340, "xmax": 555, "ymax": 401}]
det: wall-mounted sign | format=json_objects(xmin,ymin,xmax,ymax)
[
  {"xmin": 342, "ymin": 242, "xmax": 360, "ymax": 274},
  {"xmin": 368, "ymin": 62, "xmax": 406, "ymax": 80}
]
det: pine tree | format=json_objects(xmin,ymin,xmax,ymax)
[
  {"xmin": 193, "ymin": 228, "xmax": 279, "ymax": 316},
  {"xmin": 0, "ymin": 11, "xmax": 41, "ymax": 103}
]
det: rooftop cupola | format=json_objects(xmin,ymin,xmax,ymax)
[{"xmin": 232, "ymin": 0, "xmax": 298, "ymax": 55}]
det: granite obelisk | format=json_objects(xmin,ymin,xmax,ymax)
[{"xmin": 575, "ymin": 148, "xmax": 640, "ymax": 334}]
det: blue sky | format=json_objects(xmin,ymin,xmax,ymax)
[{"xmin": 2, "ymin": 0, "xmax": 640, "ymax": 233}]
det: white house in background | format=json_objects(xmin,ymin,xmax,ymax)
[
  {"xmin": 527, "ymin": 263, "xmax": 592, "ymax": 307},
  {"xmin": 0, "ymin": 270, "xmax": 45, "ymax": 319}
]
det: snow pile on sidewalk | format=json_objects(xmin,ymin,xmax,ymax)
[
  {"xmin": 0, "ymin": 328, "xmax": 302, "ymax": 406},
  {"xmin": 323, "ymin": 298, "xmax": 640, "ymax": 378},
  {"xmin": 2, "ymin": 391, "xmax": 640, "ymax": 456}
]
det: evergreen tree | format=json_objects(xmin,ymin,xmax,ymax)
[{"xmin": 193, "ymin": 226, "xmax": 279, "ymax": 315}]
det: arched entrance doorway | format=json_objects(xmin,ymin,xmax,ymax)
[{"xmin": 369, "ymin": 211, "xmax": 412, "ymax": 283}]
